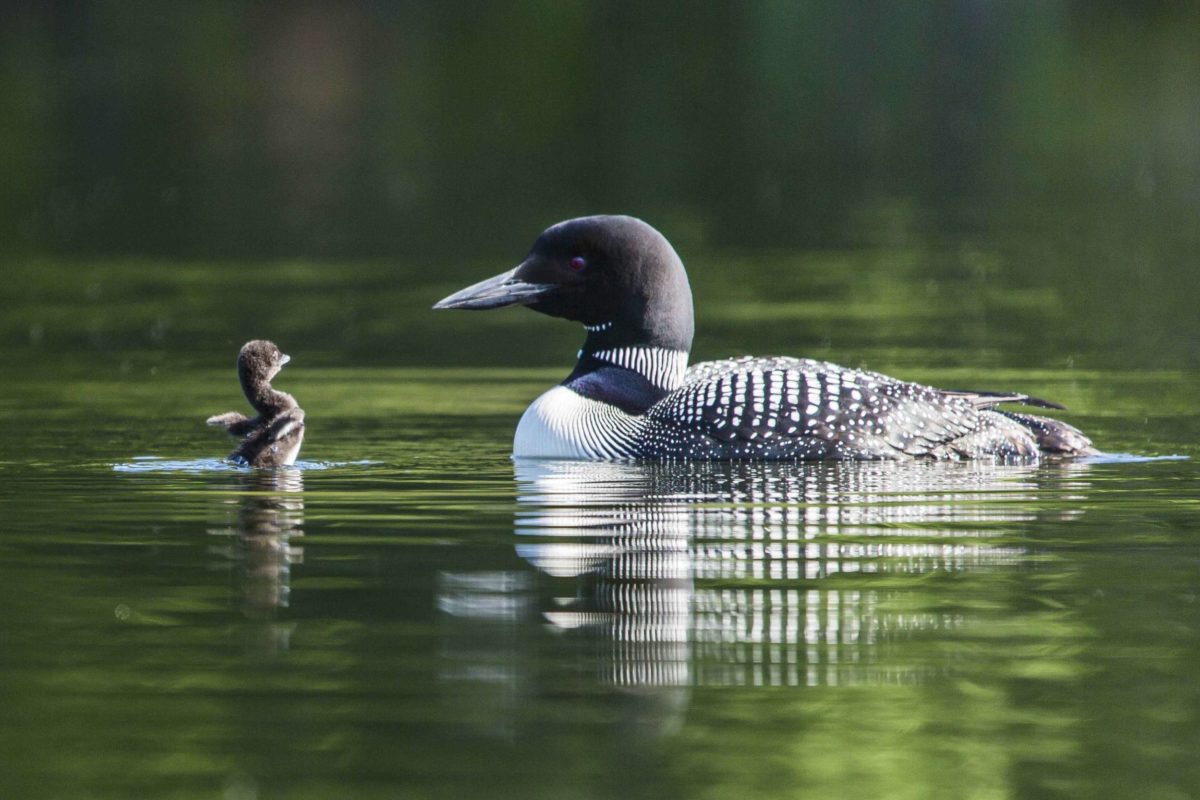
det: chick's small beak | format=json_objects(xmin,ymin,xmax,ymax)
[
  {"xmin": 433, "ymin": 265, "xmax": 555, "ymax": 310},
  {"xmin": 279, "ymin": 354, "xmax": 291, "ymax": 367}
]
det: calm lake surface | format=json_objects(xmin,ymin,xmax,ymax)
[{"xmin": 2, "ymin": 231, "xmax": 1199, "ymax": 800}]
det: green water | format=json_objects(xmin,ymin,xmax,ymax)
[{"xmin": 2, "ymin": 237, "xmax": 1199, "ymax": 800}]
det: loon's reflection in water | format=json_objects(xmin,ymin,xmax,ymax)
[
  {"xmin": 437, "ymin": 458, "xmax": 1092, "ymax": 742},
  {"xmin": 441, "ymin": 458, "xmax": 1092, "ymax": 687},
  {"xmin": 207, "ymin": 469, "xmax": 304, "ymax": 656}
]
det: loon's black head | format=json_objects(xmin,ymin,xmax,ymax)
[{"xmin": 434, "ymin": 215, "xmax": 694, "ymax": 352}]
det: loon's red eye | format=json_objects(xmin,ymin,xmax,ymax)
[{"xmin": 568, "ymin": 256, "xmax": 587, "ymax": 271}]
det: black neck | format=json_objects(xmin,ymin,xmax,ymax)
[{"xmin": 564, "ymin": 362, "xmax": 670, "ymax": 415}]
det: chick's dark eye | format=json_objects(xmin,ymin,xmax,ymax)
[{"xmin": 568, "ymin": 256, "xmax": 587, "ymax": 272}]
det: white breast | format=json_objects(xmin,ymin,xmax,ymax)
[{"xmin": 513, "ymin": 386, "xmax": 643, "ymax": 460}]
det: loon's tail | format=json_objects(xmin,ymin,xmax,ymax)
[
  {"xmin": 941, "ymin": 389, "xmax": 1065, "ymax": 410},
  {"xmin": 994, "ymin": 410, "xmax": 1097, "ymax": 456},
  {"xmin": 940, "ymin": 389, "xmax": 1096, "ymax": 457}
]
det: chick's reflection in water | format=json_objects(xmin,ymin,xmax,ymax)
[{"xmin": 208, "ymin": 469, "xmax": 305, "ymax": 655}]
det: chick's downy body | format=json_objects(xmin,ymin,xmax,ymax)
[{"xmin": 207, "ymin": 340, "xmax": 305, "ymax": 467}]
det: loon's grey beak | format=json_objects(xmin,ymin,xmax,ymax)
[
  {"xmin": 433, "ymin": 266, "xmax": 555, "ymax": 310},
  {"xmin": 279, "ymin": 353, "xmax": 290, "ymax": 367}
]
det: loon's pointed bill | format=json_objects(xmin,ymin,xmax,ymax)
[{"xmin": 433, "ymin": 266, "xmax": 555, "ymax": 310}]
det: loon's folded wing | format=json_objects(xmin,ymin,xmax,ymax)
[{"xmin": 650, "ymin": 358, "xmax": 1027, "ymax": 459}]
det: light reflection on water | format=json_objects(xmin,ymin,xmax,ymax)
[
  {"xmin": 440, "ymin": 458, "xmax": 1094, "ymax": 697},
  {"xmin": 112, "ymin": 458, "xmax": 372, "ymax": 473}
]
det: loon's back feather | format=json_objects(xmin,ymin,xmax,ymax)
[{"xmin": 639, "ymin": 357, "xmax": 1087, "ymax": 460}]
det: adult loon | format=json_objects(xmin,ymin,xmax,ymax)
[
  {"xmin": 207, "ymin": 340, "xmax": 306, "ymax": 467},
  {"xmin": 434, "ymin": 215, "xmax": 1095, "ymax": 461}
]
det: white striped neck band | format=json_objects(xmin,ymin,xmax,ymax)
[{"xmin": 589, "ymin": 346, "xmax": 689, "ymax": 391}]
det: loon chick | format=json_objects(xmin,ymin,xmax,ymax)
[
  {"xmin": 207, "ymin": 340, "xmax": 306, "ymax": 467},
  {"xmin": 434, "ymin": 215, "xmax": 1096, "ymax": 461}
]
